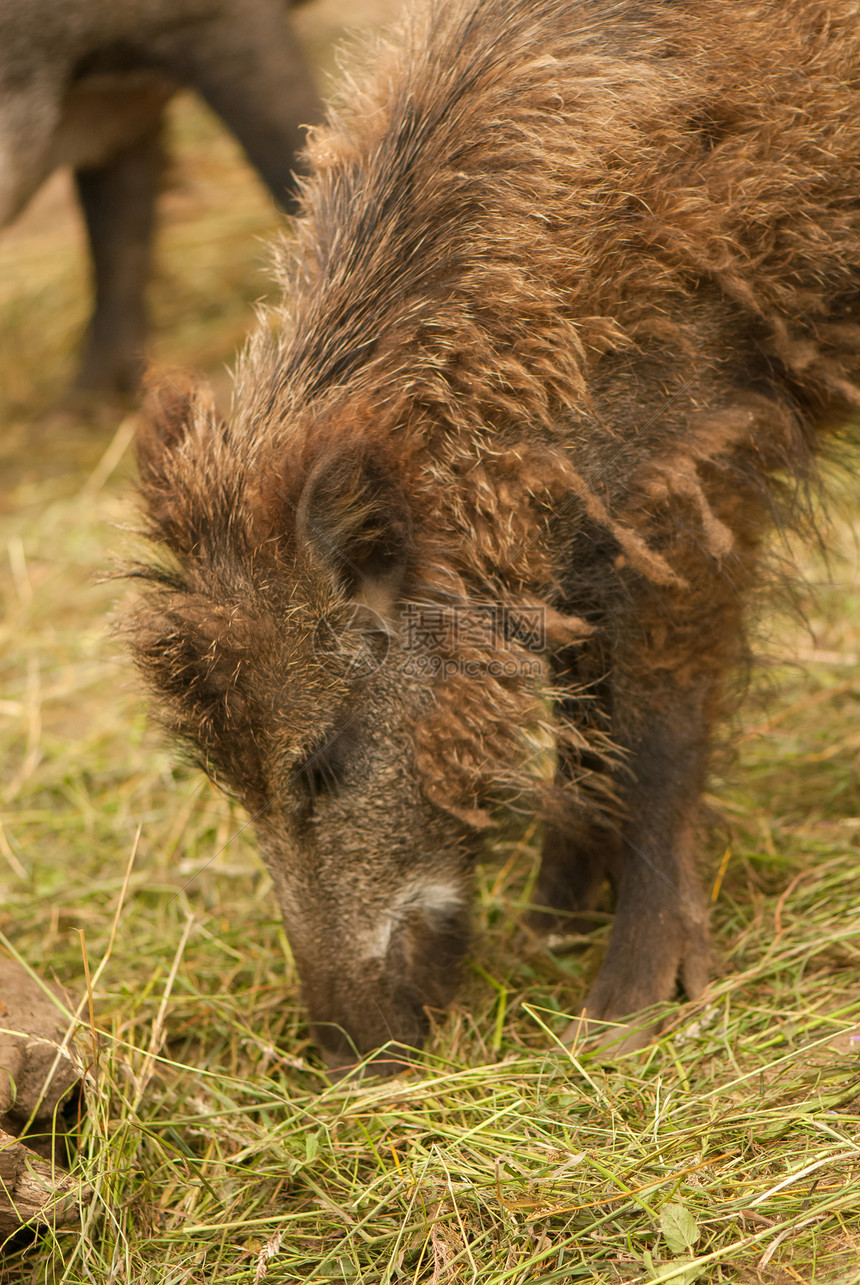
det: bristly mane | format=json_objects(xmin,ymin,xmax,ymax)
[{"xmin": 240, "ymin": 0, "xmax": 860, "ymax": 430}]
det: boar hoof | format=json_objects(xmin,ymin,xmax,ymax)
[{"xmin": 563, "ymin": 919, "xmax": 711, "ymax": 1055}]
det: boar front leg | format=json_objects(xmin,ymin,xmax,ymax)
[
  {"xmin": 528, "ymin": 762, "xmax": 621, "ymax": 937},
  {"xmin": 74, "ymin": 119, "xmax": 162, "ymax": 394},
  {"xmin": 555, "ymin": 680, "xmax": 712, "ymax": 1049},
  {"xmin": 529, "ymin": 809, "xmax": 620, "ymax": 936},
  {"xmin": 528, "ymin": 660, "xmax": 621, "ymax": 935}
]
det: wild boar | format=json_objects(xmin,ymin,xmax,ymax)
[
  {"xmin": 0, "ymin": 0, "xmax": 321, "ymax": 393},
  {"xmin": 126, "ymin": 0, "xmax": 860, "ymax": 1070}
]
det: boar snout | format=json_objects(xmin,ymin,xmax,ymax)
[{"xmin": 285, "ymin": 882, "xmax": 472, "ymax": 1072}]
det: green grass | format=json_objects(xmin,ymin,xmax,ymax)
[{"xmin": 2, "ymin": 13, "xmax": 860, "ymax": 1282}]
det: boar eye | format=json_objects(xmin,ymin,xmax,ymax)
[{"xmin": 292, "ymin": 726, "xmax": 353, "ymax": 805}]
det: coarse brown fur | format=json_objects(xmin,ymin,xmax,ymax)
[{"xmin": 126, "ymin": 0, "xmax": 860, "ymax": 1068}]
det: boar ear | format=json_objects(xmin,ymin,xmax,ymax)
[
  {"xmin": 136, "ymin": 375, "xmax": 198, "ymax": 485},
  {"xmin": 135, "ymin": 374, "xmax": 221, "ymax": 548},
  {"xmin": 296, "ymin": 445, "xmax": 413, "ymax": 610}
]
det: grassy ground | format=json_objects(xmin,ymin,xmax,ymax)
[{"xmin": 1, "ymin": 4, "xmax": 859, "ymax": 1281}]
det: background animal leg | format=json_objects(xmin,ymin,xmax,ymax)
[
  {"xmin": 171, "ymin": 11, "xmax": 322, "ymax": 214},
  {"xmin": 74, "ymin": 120, "xmax": 163, "ymax": 393}
]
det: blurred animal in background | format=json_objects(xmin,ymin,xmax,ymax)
[{"xmin": 0, "ymin": 0, "xmax": 321, "ymax": 394}]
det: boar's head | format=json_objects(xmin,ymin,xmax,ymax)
[{"xmin": 127, "ymin": 378, "xmax": 483, "ymax": 1073}]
